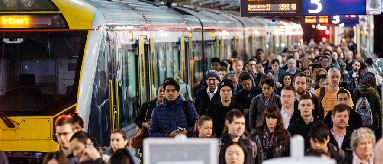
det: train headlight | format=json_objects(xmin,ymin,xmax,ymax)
[
  {"xmin": 20, "ymin": 0, "xmax": 35, "ymax": 7},
  {"xmin": 2, "ymin": 0, "xmax": 17, "ymax": 7}
]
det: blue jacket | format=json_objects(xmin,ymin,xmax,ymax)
[{"xmin": 149, "ymin": 96, "xmax": 199, "ymax": 137}]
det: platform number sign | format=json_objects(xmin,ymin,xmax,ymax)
[{"xmin": 304, "ymin": 0, "xmax": 366, "ymax": 15}]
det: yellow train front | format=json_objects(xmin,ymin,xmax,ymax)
[{"xmin": 0, "ymin": 0, "xmax": 98, "ymax": 159}]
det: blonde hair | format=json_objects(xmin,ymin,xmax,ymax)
[{"xmin": 350, "ymin": 127, "xmax": 376, "ymax": 150}]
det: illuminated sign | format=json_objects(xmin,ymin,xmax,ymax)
[
  {"xmin": 366, "ymin": 0, "xmax": 381, "ymax": 15},
  {"xmin": 0, "ymin": 14, "xmax": 68, "ymax": 29},
  {"xmin": 316, "ymin": 24, "xmax": 327, "ymax": 30},
  {"xmin": 305, "ymin": 16, "xmax": 328, "ymax": 24},
  {"xmin": 241, "ymin": 0, "xmax": 303, "ymax": 16},
  {"xmin": 331, "ymin": 15, "xmax": 359, "ymax": 26},
  {"xmin": 304, "ymin": 0, "xmax": 366, "ymax": 15}
]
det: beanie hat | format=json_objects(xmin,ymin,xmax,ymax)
[
  {"xmin": 219, "ymin": 79, "xmax": 234, "ymax": 91},
  {"xmin": 205, "ymin": 70, "xmax": 220, "ymax": 81}
]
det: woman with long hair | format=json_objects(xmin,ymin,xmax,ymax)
[
  {"xmin": 276, "ymin": 74, "xmax": 292, "ymax": 95},
  {"xmin": 255, "ymin": 105, "xmax": 290, "ymax": 160},
  {"xmin": 109, "ymin": 129, "xmax": 140, "ymax": 164}
]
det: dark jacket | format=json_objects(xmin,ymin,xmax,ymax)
[
  {"xmin": 353, "ymin": 85, "xmax": 382, "ymax": 129},
  {"xmin": 306, "ymin": 143, "xmax": 346, "ymax": 163},
  {"xmin": 329, "ymin": 130, "xmax": 352, "ymax": 152},
  {"xmin": 288, "ymin": 116, "xmax": 321, "ymax": 149},
  {"xmin": 235, "ymin": 87, "xmax": 258, "ymax": 109},
  {"xmin": 195, "ymin": 86, "xmax": 221, "ymax": 115},
  {"xmin": 249, "ymin": 93, "xmax": 281, "ymax": 130},
  {"xmin": 324, "ymin": 110, "xmax": 362, "ymax": 133},
  {"xmin": 149, "ymin": 96, "xmax": 199, "ymax": 137},
  {"xmin": 255, "ymin": 127, "xmax": 290, "ymax": 160},
  {"xmin": 346, "ymin": 71, "xmax": 360, "ymax": 91},
  {"xmin": 294, "ymin": 92, "xmax": 324, "ymax": 120},
  {"xmin": 207, "ymin": 101, "xmax": 243, "ymax": 138},
  {"xmin": 135, "ymin": 98, "xmax": 157, "ymax": 129},
  {"xmin": 219, "ymin": 131, "xmax": 264, "ymax": 164}
]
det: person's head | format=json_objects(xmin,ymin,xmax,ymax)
[
  {"xmin": 281, "ymin": 86, "xmax": 296, "ymax": 109},
  {"xmin": 110, "ymin": 129, "xmax": 128, "ymax": 152},
  {"xmin": 248, "ymin": 58, "xmax": 257, "ymax": 74},
  {"xmin": 360, "ymin": 63, "xmax": 368, "ymax": 75},
  {"xmin": 69, "ymin": 131, "xmax": 89, "ymax": 159},
  {"xmin": 42, "ymin": 152, "xmax": 68, "ymax": 164},
  {"xmin": 281, "ymin": 74, "xmax": 292, "ymax": 87},
  {"xmin": 260, "ymin": 106, "xmax": 288, "ymax": 145},
  {"xmin": 211, "ymin": 58, "xmax": 221, "ymax": 71},
  {"xmin": 256, "ymin": 49, "xmax": 264, "ymax": 61},
  {"xmin": 321, "ymin": 55, "xmax": 331, "ymax": 69},
  {"xmin": 298, "ymin": 94, "xmax": 314, "ymax": 118},
  {"xmin": 301, "ymin": 57, "xmax": 312, "ymax": 69},
  {"xmin": 332, "ymin": 52, "xmax": 338, "ymax": 60},
  {"xmin": 197, "ymin": 116, "xmax": 213, "ymax": 138},
  {"xmin": 218, "ymin": 66, "xmax": 228, "ymax": 81},
  {"xmin": 157, "ymin": 84, "xmax": 165, "ymax": 102},
  {"xmin": 55, "ymin": 115, "xmax": 76, "ymax": 150},
  {"xmin": 308, "ymin": 121, "xmax": 330, "ymax": 152},
  {"xmin": 255, "ymin": 62, "xmax": 264, "ymax": 74},
  {"xmin": 205, "ymin": 70, "xmax": 220, "ymax": 91},
  {"xmin": 331, "ymin": 104, "xmax": 350, "ymax": 130},
  {"xmin": 287, "ymin": 58, "xmax": 297, "ymax": 71},
  {"xmin": 293, "ymin": 72, "xmax": 307, "ymax": 95},
  {"xmin": 271, "ymin": 59, "xmax": 280, "ymax": 73},
  {"xmin": 352, "ymin": 59, "xmax": 361, "ymax": 72},
  {"xmin": 163, "ymin": 78, "xmax": 180, "ymax": 101},
  {"xmin": 312, "ymin": 64, "xmax": 323, "ymax": 79},
  {"xmin": 240, "ymin": 73, "xmax": 253, "ymax": 91},
  {"xmin": 366, "ymin": 58, "xmax": 373, "ymax": 66},
  {"xmin": 262, "ymin": 78, "xmax": 275, "ymax": 98},
  {"xmin": 232, "ymin": 59, "xmax": 244, "ymax": 75},
  {"xmin": 318, "ymin": 75, "xmax": 328, "ymax": 88},
  {"xmin": 360, "ymin": 72, "xmax": 377, "ymax": 89},
  {"xmin": 351, "ymin": 128, "xmax": 376, "ymax": 159},
  {"xmin": 109, "ymin": 148, "xmax": 134, "ymax": 164},
  {"xmin": 337, "ymin": 88, "xmax": 351, "ymax": 107},
  {"xmin": 219, "ymin": 79, "xmax": 234, "ymax": 103},
  {"xmin": 303, "ymin": 68, "xmax": 311, "ymax": 76},
  {"xmin": 306, "ymin": 75, "xmax": 313, "ymax": 92},
  {"xmin": 72, "ymin": 113, "xmax": 84, "ymax": 132},
  {"xmin": 163, "ymin": 77, "xmax": 174, "ymax": 84},
  {"xmin": 226, "ymin": 73, "xmax": 238, "ymax": 89},
  {"xmin": 225, "ymin": 109, "xmax": 246, "ymax": 138},
  {"xmin": 223, "ymin": 142, "xmax": 250, "ymax": 164},
  {"xmin": 328, "ymin": 68, "xmax": 341, "ymax": 88}
]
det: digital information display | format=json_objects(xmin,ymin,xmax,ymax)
[
  {"xmin": 304, "ymin": 0, "xmax": 366, "ymax": 15},
  {"xmin": 0, "ymin": 14, "xmax": 67, "ymax": 29},
  {"xmin": 241, "ymin": 0, "xmax": 304, "ymax": 16}
]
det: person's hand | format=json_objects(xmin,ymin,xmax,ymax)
[
  {"xmin": 82, "ymin": 146, "xmax": 101, "ymax": 161},
  {"xmin": 142, "ymin": 121, "xmax": 150, "ymax": 129},
  {"xmin": 244, "ymin": 109, "xmax": 249, "ymax": 115},
  {"xmin": 178, "ymin": 128, "xmax": 188, "ymax": 135},
  {"xmin": 168, "ymin": 129, "xmax": 179, "ymax": 137}
]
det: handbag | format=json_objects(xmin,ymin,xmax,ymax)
[{"xmin": 131, "ymin": 103, "xmax": 151, "ymax": 149}]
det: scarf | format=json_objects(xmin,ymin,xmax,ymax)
[{"xmin": 262, "ymin": 125, "xmax": 277, "ymax": 159}]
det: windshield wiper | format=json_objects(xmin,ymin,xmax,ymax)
[{"xmin": 0, "ymin": 112, "xmax": 15, "ymax": 128}]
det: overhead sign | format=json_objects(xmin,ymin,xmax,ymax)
[
  {"xmin": 331, "ymin": 15, "xmax": 359, "ymax": 26},
  {"xmin": 304, "ymin": 0, "xmax": 366, "ymax": 15},
  {"xmin": 305, "ymin": 16, "xmax": 328, "ymax": 24},
  {"xmin": 366, "ymin": 0, "xmax": 381, "ymax": 14},
  {"xmin": 241, "ymin": 0, "xmax": 304, "ymax": 16}
]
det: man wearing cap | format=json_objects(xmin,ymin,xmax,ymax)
[
  {"xmin": 207, "ymin": 79, "xmax": 243, "ymax": 138},
  {"xmin": 195, "ymin": 70, "xmax": 221, "ymax": 115}
]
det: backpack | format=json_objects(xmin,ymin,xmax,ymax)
[
  {"xmin": 355, "ymin": 93, "xmax": 373, "ymax": 126},
  {"xmin": 182, "ymin": 100, "xmax": 198, "ymax": 132}
]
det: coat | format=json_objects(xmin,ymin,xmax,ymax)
[
  {"xmin": 249, "ymin": 93, "xmax": 281, "ymax": 130},
  {"xmin": 288, "ymin": 116, "xmax": 321, "ymax": 149},
  {"xmin": 149, "ymin": 96, "xmax": 199, "ymax": 137},
  {"xmin": 195, "ymin": 86, "xmax": 221, "ymax": 115}
]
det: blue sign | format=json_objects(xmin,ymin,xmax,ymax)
[{"xmin": 304, "ymin": 0, "xmax": 366, "ymax": 15}]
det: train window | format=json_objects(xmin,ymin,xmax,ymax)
[
  {"xmin": 0, "ymin": 31, "xmax": 87, "ymax": 116},
  {"xmin": 0, "ymin": 0, "xmax": 58, "ymax": 11}
]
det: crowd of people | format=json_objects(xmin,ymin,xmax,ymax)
[{"xmin": 2, "ymin": 42, "xmax": 382, "ymax": 164}]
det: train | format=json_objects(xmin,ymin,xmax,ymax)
[{"xmin": 0, "ymin": 0, "xmax": 303, "ymax": 155}]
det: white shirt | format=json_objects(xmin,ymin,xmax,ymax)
[
  {"xmin": 207, "ymin": 87, "xmax": 218, "ymax": 101},
  {"xmin": 280, "ymin": 107, "xmax": 293, "ymax": 129},
  {"xmin": 331, "ymin": 130, "xmax": 346, "ymax": 149}
]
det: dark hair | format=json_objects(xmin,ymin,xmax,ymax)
[
  {"xmin": 360, "ymin": 72, "xmax": 377, "ymax": 88},
  {"xmin": 198, "ymin": 115, "xmax": 213, "ymax": 127},
  {"xmin": 258, "ymin": 106, "xmax": 288, "ymax": 145},
  {"xmin": 280, "ymin": 74, "xmax": 292, "ymax": 88},
  {"xmin": 163, "ymin": 78, "xmax": 180, "ymax": 91},
  {"xmin": 163, "ymin": 77, "xmax": 174, "ymax": 84},
  {"xmin": 360, "ymin": 63, "xmax": 367, "ymax": 71},
  {"xmin": 262, "ymin": 78, "xmax": 275, "ymax": 88},
  {"xmin": 317, "ymin": 74, "xmax": 327, "ymax": 83},
  {"xmin": 220, "ymin": 142, "xmax": 251, "ymax": 164},
  {"xmin": 337, "ymin": 88, "xmax": 350, "ymax": 98},
  {"xmin": 221, "ymin": 61, "xmax": 229, "ymax": 68},
  {"xmin": 225, "ymin": 109, "xmax": 245, "ymax": 124},
  {"xmin": 352, "ymin": 59, "xmax": 362, "ymax": 65},
  {"xmin": 112, "ymin": 129, "xmax": 128, "ymax": 140},
  {"xmin": 211, "ymin": 58, "xmax": 220, "ymax": 64},
  {"xmin": 72, "ymin": 113, "xmax": 84, "ymax": 129},
  {"xmin": 42, "ymin": 152, "xmax": 68, "ymax": 164},
  {"xmin": 312, "ymin": 64, "xmax": 322, "ymax": 70},
  {"xmin": 109, "ymin": 148, "xmax": 134, "ymax": 164},
  {"xmin": 366, "ymin": 58, "xmax": 373, "ymax": 65},
  {"xmin": 281, "ymin": 85, "xmax": 296, "ymax": 95},
  {"xmin": 293, "ymin": 72, "xmax": 307, "ymax": 83},
  {"xmin": 219, "ymin": 66, "xmax": 228, "ymax": 72},
  {"xmin": 249, "ymin": 57, "xmax": 257, "ymax": 62},
  {"xmin": 331, "ymin": 104, "xmax": 350, "ymax": 116},
  {"xmin": 300, "ymin": 94, "xmax": 312, "ymax": 102},
  {"xmin": 70, "ymin": 131, "xmax": 89, "ymax": 144},
  {"xmin": 240, "ymin": 73, "xmax": 253, "ymax": 82},
  {"xmin": 55, "ymin": 115, "xmax": 75, "ymax": 130},
  {"xmin": 308, "ymin": 121, "xmax": 329, "ymax": 142},
  {"xmin": 256, "ymin": 48, "xmax": 264, "ymax": 53},
  {"xmin": 271, "ymin": 59, "xmax": 280, "ymax": 65}
]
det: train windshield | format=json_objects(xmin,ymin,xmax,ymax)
[{"xmin": 0, "ymin": 31, "xmax": 88, "ymax": 116}]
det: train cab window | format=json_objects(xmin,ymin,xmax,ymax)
[{"xmin": 0, "ymin": 31, "xmax": 88, "ymax": 116}]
